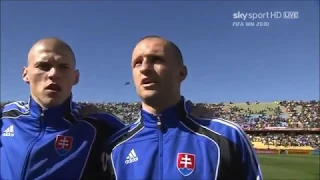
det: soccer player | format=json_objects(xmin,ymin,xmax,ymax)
[
  {"xmin": 103, "ymin": 35, "xmax": 263, "ymax": 180},
  {"xmin": 0, "ymin": 37, "xmax": 125, "ymax": 179}
]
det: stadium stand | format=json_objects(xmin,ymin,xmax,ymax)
[{"xmin": 1, "ymin": 100, "xmax": 319, "ymax": 155}]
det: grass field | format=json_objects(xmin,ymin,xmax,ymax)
[{"xmin": 259, "ymin": 154, "xmax": 319, "ymax": 180}]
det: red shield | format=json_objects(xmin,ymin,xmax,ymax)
[
  {"xmin": 55, "ymin": 135, "xmax": 73, "ymax": 156},
  {"xmin": 176, "ymin": 153, "xmax": 195, "ymax": 176}
]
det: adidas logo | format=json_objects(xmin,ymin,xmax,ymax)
[
  {"xmin": 2, "ymin": 125, "xmax": 14, "ymax": 137},
  {"xmin": 125, "ymin": 149, "xmax": 138, "ymax": 164}
]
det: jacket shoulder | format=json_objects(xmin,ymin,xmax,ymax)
[
  {"xmin": 107, "ymin": 120, "xmax": 143, "ymax": 149},
  {"xmin": 1, "ymin": 101, "xmax": 30, "ymax": 119},
  {"xmin": 85, "ymin": 112, "xmax": 125, "ymax": 129},
  {"xmin": 70, "ymin": 102, "xmax": 125, "ymax": 137},
  {"xmin": 2, "ymin": 101, "xmax": 29, "ymax": 113},
  {"xmin": 190, "ymin": 116, "xmax": 262, "ymax": 179},
  {"xmin": 191, "ymin": 116, "xmax": 249, "ymax": 145},
  {"xmin": 81, "ymin": 112, "xmax": 126, "ymax": 138},
  {"xmin": 71, "ymin": 102, "xmax": 125, "ymax": 128}
]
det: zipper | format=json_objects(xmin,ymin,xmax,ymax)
[
  {"xmin": 21, "ymin": 109, "xmax": 46, "ymax": 179},
  {"xmin": 157, "ymin": 115, "xmax": 163, "ymax": 180}
]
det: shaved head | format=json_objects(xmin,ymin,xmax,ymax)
[
  {"xmin": 27, "ymin": 37, "xmax": 76, "ymax": 67},
  {"xmin": 136, "ymin": 35, "xmax": 184, "ymax": 66}
]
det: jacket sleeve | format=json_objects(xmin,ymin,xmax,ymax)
[
  {"xmin": 237, "ymin": 129, "xmax": 263, "ymax": 180},
  {"xmin": 86, "ymin": 113, "xmax": 126, "ymax": 136}
]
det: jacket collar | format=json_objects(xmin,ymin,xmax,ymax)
[
  {"xmin": 28, "ymin": 94, "xmax": 73, "ymax": 119},
  {"xmin": 140, "ymin": 96, "xmax": 192, "ymax": 129}
]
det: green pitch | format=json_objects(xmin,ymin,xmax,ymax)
[{"xmin": 259, "ymin": 154, "xmax": 319, "ymax": 180}]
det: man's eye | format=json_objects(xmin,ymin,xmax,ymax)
[
  {"xmin": 133, "ymin": 61, "xmax": 142, "ymax": 67},
  {"xmin": 38, "ymin": 63, "xmax": 52, "ymax": 71},
  {"xmin": 149, "ymin": 55, "xmax": 162, "ymax": 62},
  {"xmin": 58, "ymin": 64, "xmax": 69, "ymax": 69}
]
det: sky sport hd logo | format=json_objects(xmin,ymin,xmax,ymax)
[{"xmin": 232, "ymin": 11, "xmax": 299, "ymax": 27}]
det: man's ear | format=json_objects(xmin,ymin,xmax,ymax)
[
  {"xmin": 179, "ymin": 65, "xmax": 187, "ymax": 82},
  {"xmin": 22, "ymin": 67, "xmax": 29, "ymax": 84},
  {"xmin": 73, "ymin": 69, "xmax": 80, "ymax": 85}
]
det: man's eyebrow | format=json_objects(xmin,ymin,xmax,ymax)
[
  {"xmin": 34, "ymin": 59, "xmax": 72, "ymax": 65},
  {"xmin": 145, "ymin": 54, "xmax": 163, "ymax": 58},
  {"xmin": 34, "ymin": 59, "xmax": 49, "ymax": 64},
  {"xmin": 133, "ymin": 54, "xmax": 164, "ymax": 61}
]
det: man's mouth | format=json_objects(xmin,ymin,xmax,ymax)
[
  {"xmin": 141, "ymin": 78, "xmax": 156, "ymax": 85},
  {"xmin": 45, "ymin": 84, "xmax": 62, "ymax": 92}
]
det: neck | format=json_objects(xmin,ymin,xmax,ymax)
[
  {"xmin": 142, "ymin": 95, "xmax": 182, "ymax": 115},
  {"xmin": 30, "ymin": 93, "xmax": 71, "ymax": 109},
  {"xmin": 30, "ymin": 95, "xmax": 49, "ymax": 109}
]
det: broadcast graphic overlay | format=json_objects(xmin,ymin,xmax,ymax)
[{"xmin": 232, "ymin": 11, "xmax": 299, "ymax": 27}]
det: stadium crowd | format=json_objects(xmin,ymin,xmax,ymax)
[{"xmin": 1, "ymin": 100, "xmax": 319, "ymax": 149}]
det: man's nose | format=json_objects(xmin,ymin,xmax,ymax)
[
  {"xmin": 48, "ymin": 67, "xmax": 60, "ymax": 79},
  {"xmin": 139, "ymin": 59, "xmax": 153, "ymax": 74}
]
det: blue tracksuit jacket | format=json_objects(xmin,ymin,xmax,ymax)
[
  {"xmin": 0, "ymin": 96, "xmax": 125, "ymax": 180},
  {"xmin": 104, "ymin": 97, "xmax": 263, "ymax": 180}
]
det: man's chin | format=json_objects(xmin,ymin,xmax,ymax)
[
  {"xmin": 140, "ymin": 91, "xmax": 160, "ymax": 103},
  {"xmin": 41, "ymin": 97, "xmax": 65, "ymax": 108}
]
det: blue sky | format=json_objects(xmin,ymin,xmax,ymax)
[{"xmin": 1, "ymin": 1, "xmax": 319, "ymax": 103}]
